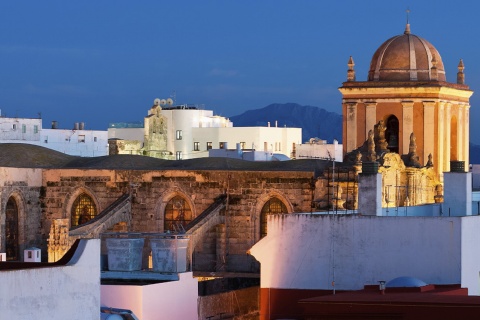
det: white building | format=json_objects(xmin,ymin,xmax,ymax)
[
  {"xmin": 0, "ymin": 115, "xmax": 108, "ymax": 157},
  {"xmin": 249, "ymin": 167, "xmax": 480, "ymax": 317},
  {"xmin": 295, "ymin": 138, "xmax": 343, "ymax": 161},
  {"xmin": 108, "ymin": 100, "xmax": 302, "ymax": 160}
]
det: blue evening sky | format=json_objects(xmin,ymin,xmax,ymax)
[{"xmin": 1, "ymin": 1, "xmax": 479, "ymax": 142}]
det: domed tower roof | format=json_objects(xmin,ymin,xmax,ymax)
[{"xmin": 368, "ymin": 24, "xmax": 446, "ymax": 82}]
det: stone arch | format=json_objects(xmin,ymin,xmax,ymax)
[
  {"xmin": 154, "ymin": 189, "xmax": 196, "ymax": 233},
  {"xmin": 451, "ymin": 115, "xmax": 458, "ymax": 161},
  {"xmin": 64, "ymin": 187, "xmax": 100, "ymax": 228},
  {"xmin": 385, "ymin": 114, "xmax": 399, "ymax": 153},
  {"xmin": 2, "ymin": 190, "xmax": 26, "ymax": 261},
  {"xmin": 255, "ymin": 191, "xmax": 293, "ymax": 241}
]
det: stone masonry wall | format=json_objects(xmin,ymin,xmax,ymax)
[{"xmin": 41, "ymin": 168, "xmax": 314, "ymax": 272}]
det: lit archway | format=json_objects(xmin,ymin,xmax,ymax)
[
  {"xmin": 5, "ymin": 197, "xmax": 19, "ymax": 261},
  {"xmin": 385, "ymin": 115, "xmax": 399, "ymax": 153},
  {"xmin": 164, "ymin": 195, "xmax": 193, "ymax": 232},
  {"xmin": 260, "ymin": 197, "xmax": 288, "ymax": 238},
  {"xmin": 71, "ymin": 193, "xmax": 98, "ymax": 227},
  {"xmin": 451, "ymin": 115, "xmax": 458, "ymax": 161}
]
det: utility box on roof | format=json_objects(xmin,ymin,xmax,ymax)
[
  {"xmin": 24, "ymin": 247, "xmax": 41, "ymax": 262},
  {"xmin": 150, "ymin": 235, "xmax": 189, "ymax": 272}
]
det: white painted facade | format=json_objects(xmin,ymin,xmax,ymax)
[
  {"xmin": 0, "ymin": 116, "xmax": 108, "ymax": 156},
  {"xmin": 250, "ymin": 214, "xmax": 480, "ymax": 295},
  {"xmin": 108, "ymin": 103, "xmax": 302, "ymax": 160},
  {"xmin": 108, "ymin": 127, "xmax": 144, "ymax": 141},
  {"xmin": 295, "ymin": 139, "xmax": 343, "ymax": 161},
  {"xmin": 192, "ymin": 126, "xmax": 301, "ymax": 160},
  {"xmin": 101, "ymin": 272, "xmax": 198, "ymax": 320},
  {"xmin": 0, "ymin": 239, "xmax": 100, "ymax": 320}
]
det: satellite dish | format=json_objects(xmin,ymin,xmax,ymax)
[
  {"xmin": 166, "ymin": 98, "xmax": 173, "ymax": 106},
  {"xmin": 154, "ymin": 98, "xmax": 161, "ymax": 106},
  {"xmin": 160, "ymin": 99, "xmax": 167, "ymax": 106}
]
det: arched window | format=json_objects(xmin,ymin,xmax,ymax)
[
  {"xmin": 6, "ymin": 197, "xmax": 19, "ymax": 261},
  {"xmin": 451, "ymin": 116, "xmax": 458, "ymax": 161},
  {"xmin": 385, "ymin": 115, "xmax": 399, "ymax": 153},
  {"xmin": 260, "ymin": 197, "xmax": 288, "ymax": 238},
  {"xmin": 71, "ymin": 193, "xmax": 97, "ymax": 227},
  {"xmin": 164, "ymin": 196, "xmax": 192, "ymax": 232}
]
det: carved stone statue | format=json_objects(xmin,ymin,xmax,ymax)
[
  {"xmin": 367, "ymin": 130, "xmax": 377, "ymax": 162},
  {"xmin": 407, "ymin": 133, "xmax": 421, "ymax": 168},
  {"xmin": 375, "ymin": 120, "xmax": 388, "ymax": 152},
  {"xmin": 425, "ymin": 153, "xmax": 433, "ymax": 168}
]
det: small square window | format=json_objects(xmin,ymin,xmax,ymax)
[
  {"xmin": 78, "ymin": 135, "xmax": 85, "ymax": 143},
  {"xmin": 194, "ymin": 142, "xmax": 200, "ymax": 151},
  {"xmin": 207, "ymin": 142, "xmax": 212, "ymax": 150}
]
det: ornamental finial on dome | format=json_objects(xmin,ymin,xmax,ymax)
[
  {"xmin": 404, "ymin": 8, "xmax": 411, "ymax": 35},
  {"xmin": 457, "ymin": 59, "xmax": 465, "ymax": 84},
  {"xmin": 347, "ymin": 56, "xmax": 356, "ymax": 81}
]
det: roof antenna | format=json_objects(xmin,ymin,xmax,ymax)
[{"xmin": 404, "ymin": 8, "xmax": 411, "ymax": 35}]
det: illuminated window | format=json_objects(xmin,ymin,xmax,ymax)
[
  {"xmin": 194, "ymin": 142, "xmax": 200, "ymax": 151},
  {"xmin": 260, "ymin": 198, "xmax": 288, "ymax": 238},
  {"xmin": 176, "ymin": 130, "xmax": 182, "ymax": 140},
  {"xmin": 164, "ymin": 196, "xmax": 192, "ymax": 232},
  {"xmin": 207, "ymin": 142, "xmax": 212, "ymax": 150},
  {"xmin": 176, "ymin": 151, "xmax": 182, "ymax": 160},
  {"xmin": 71, "ymin": 193, "xmax": 97, "ymax": 227},
  {"xmin": 240, "ymin": 142, "xmax": 246, "ymax": 149}
]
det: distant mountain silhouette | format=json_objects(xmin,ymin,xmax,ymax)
[
  {"xmin": 230, "ymin": 103, "xmax": 480, "ymax": 165},
  {"xmin": 229, "ymin": 103, "xmax": 342, "ymax": 143}
]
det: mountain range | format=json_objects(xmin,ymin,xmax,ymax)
[
  {"xmin": 230, "ymin": 103, "xmax": 342, "ymax": 144},
  {"xmin": 230, "ymin": 103, "xmax": 480, "ymax": 164}
]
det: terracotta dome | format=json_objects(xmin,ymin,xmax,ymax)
[{"xmin": 368, "ymin": 24, "xmax": 445, "ymax": 82}]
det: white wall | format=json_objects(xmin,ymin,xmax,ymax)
[
  {"xmin": 0, "ymin": 117, "xmax": 108, "ymax": 156},
  {"xmin": 250, "ymin": 214, "xmax": 463, "ymax": 291},
  {"xmin": 0, "ymin": 117, "xmax": 42, "ymax": 141},
  {"xmin": 108, "ymin": 127, "xmax": 144, "ymax": 141},
  {"xmin": 0, "ymin": 239, "xmax": 100, "ymax": 320},
  {"xmin": 101, "ymin": 272, "xmax": 198, "ymax": 320},
  {"xmin": 296, "ymin": 140, "xmax": 343, "ymax": 161},
  {"xmin": 192, "ymin": 127, "xmax": 301, "ymax": 160},
  {"xmin": 461, "ymin": 216, "xmax": 480, "ymax": 295},
  {"xmin": 41, "ymin": 128, "xmax": 109, "ymax": 156}
]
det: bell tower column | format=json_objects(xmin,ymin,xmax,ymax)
[
  {"xmin": 464, "ymin": 104, "xmax": 470, "ymax": 167},
  {"xmin": 423, "ymin": 101, "xmax": 435, "ymax": 166},
  {"xmin": 345, "ymin": 102, "xmax": 358, "ymax": 153},
  {"xmin": 402, "ymin": 101, "xmax": 414, "ymax": 155},
  {"xmin": 444, "ymin": 103, "xmax": 452, "ymax": 172},
  {"xmin": 437, "ymin": 102, "xmax": 445, "ymax": 174},
  {"xmin": 365, "ymin": 102, "xmax": 377, "ymax": 137}
]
